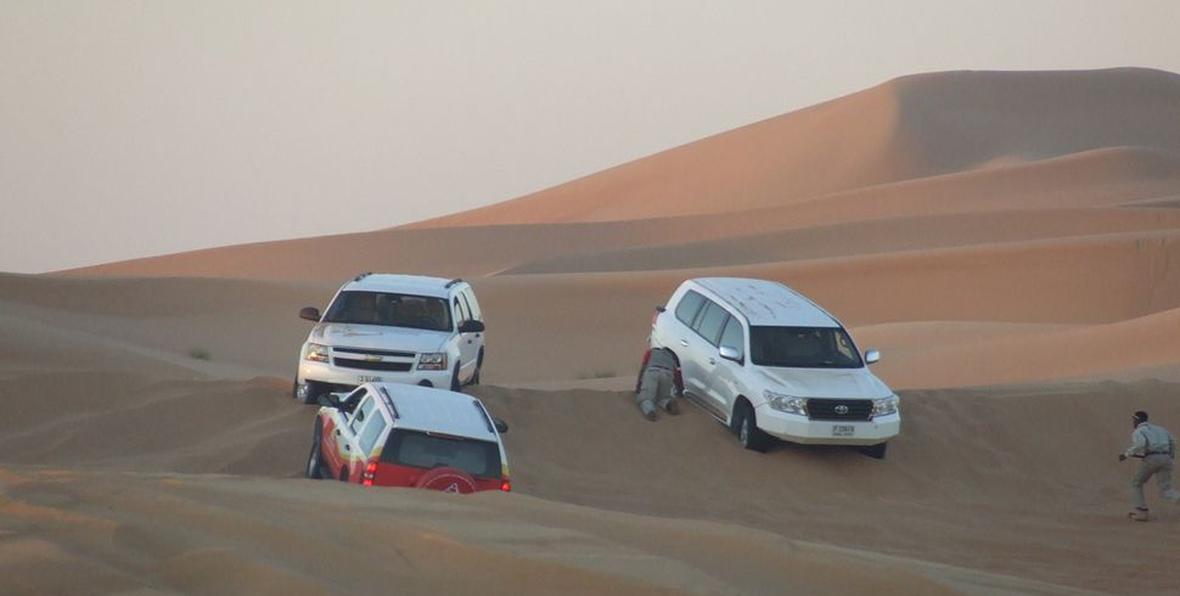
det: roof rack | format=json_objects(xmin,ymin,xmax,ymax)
[
  {"xmin": 444, "ymin": 278, "xmax": 464, "ymax": 289},
  {"xmin": 353, "ymin": 272, "xmax": 373, "ymax": 282},
  {"xmin": 473, "ymin": 400, "xmax": 495, "ymax": 433},
  {"xmin": 378, "ymin": 385, "xmax": 399, "ymax": 418}
]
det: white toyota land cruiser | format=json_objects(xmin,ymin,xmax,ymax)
[
  {"xmin": 650, "ymin": 277, "xmax": 899, "ymax": 458},
  {"xmin": 293, "ymin": 273, "xmax": 486, "ymax": 403}
]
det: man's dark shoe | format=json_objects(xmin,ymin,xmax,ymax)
[{"xmin": 664, "ymin": 400, "xmax": 680, "ymax": 415}]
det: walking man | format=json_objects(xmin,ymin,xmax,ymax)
[
  {"xmin": 635, "ymin": 347, "xmax": 682, "ymax": 421},
  {"xmin": 1119, "ymin": 410, "xmax": 1179, "ymax": 521}
]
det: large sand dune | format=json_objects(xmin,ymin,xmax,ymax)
[{"xmin": 8, "ymin": 68, "xmax": 1180, "ymax": 594}]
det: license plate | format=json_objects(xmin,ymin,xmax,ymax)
[
  {"xmin": 831, "ymin": 425, "xmax": 855, "ymax": 437},
  {"xmin": 358, "ymin": 376, "xmax": 383, "ymax": 383}
]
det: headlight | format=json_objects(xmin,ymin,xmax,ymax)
[
  {"xmin": 304, "ymin": 343, "xmax": 330, "ymax": 363},
  {"xmin": 417, "ymin": 352, "xmax": 448, "ymax": 371},
  {"xmin": 765, "ymin": 390, "xmax": 807, "ymax": 415},
  {"xmin": 872, "ymin": 395, "xmax": 899, "ymax": 417}
]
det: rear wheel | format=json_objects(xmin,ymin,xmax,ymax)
[
  {"xmin": 859, "ymin": 442, "xmax": 888, "ymax": 459},
  {"xmin": 735, "ymin": 402, "xmax": 771, "ymax": 453},
  {"xmin": 305, "ymin": 420, "xmax": 326, "ymax": 479}
]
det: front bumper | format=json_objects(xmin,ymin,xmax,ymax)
[
  {"xmin": 756, "ymin": 406, "xmax": 900, "ymax": 445},
  {"xmin": 298, "ymin": 360, "xmax": 453, "ymax": 390}
]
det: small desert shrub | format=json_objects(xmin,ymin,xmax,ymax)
[{"xmin": 188, "ymin": 348, "xmax": 212, "ymax": 361}]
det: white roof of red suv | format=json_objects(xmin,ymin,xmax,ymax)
[{"xmin": 368, "ymin": 382, "xmax": 499, "ymax": 442}]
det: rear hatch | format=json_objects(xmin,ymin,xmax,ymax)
[{"xmin": 371, "ymin": 429, "xmax": 506, "ymax": 491}]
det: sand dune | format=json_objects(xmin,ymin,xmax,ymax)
[
  {"xmin": 9, "ymin": 68, "xmax": 1180, "ymax": 594},
  {"xmin": 414, "ymin": 68, "xmax": 1180, "ymax": 227}
]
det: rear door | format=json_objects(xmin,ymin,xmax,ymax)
[
  {"xmin": 665, "ymin": 290, "xmax": 706, "ymax": 388},
  {"xmin": 685, "ymin": 299, "xmax": 729, "ymax": 412}
]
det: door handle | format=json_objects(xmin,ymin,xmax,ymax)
[
  {"xmin": 334, "ymin": 429, "xmax": 340, "ymax": 436},
  {"xmin": 679, "ymin": 339, "xmax": 689, "ymax": 347},
  {"xmin": 344, "ymin": 444, "xmax": 350, "ymax": 452}
]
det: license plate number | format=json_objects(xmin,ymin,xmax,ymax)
[
  {"xmin": 358, "ymin": 376, "xmax": 383, "ymax": 383},
  {"xmin": 832, "ymin": 425, "xmax": 855, "ymax": 437}
]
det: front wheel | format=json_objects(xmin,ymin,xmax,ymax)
[
  {"xmin": 859, "ymin": 442, "xmax": 888, "ymax": 459},
  {"xmin": 735, "ymin": 403, "xmax": 772, "ymax": 453},
  {"xmin": 306, "ymin": 421, "xmax": 326, "ymax": 479}
]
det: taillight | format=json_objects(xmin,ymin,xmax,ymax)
[
  {"xmin": 500, "ymin": 479, "xmax": 511, "ymax": 492},
  {"xmin": 362, "ymin": 461, "xmax": 378, "ymax": 487}
]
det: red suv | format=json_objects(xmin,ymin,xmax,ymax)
[{"xmin": 306, "ymin": 382, "xmax": 511, "ymax": 493}]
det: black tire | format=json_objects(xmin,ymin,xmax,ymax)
[
  {"xmin": 860, "ymin": 442, "xmax": 888, "ymax": 460},
  {"xmin": 470, "ymin": 349, "xmax": 484, "ymax": 386},
  {"xmin": 735, "ymin": 402, "xmax": 771, "ymax": 453},
  {"xmin": 296, "ymin": 380, "xmax": 326, "ymax": 405},
  {"xmin": 306, "ymin": 420, "xmax": 326, "ymax": 479},
  {"xmin": 450, "ymin": 365, "xmax": 462, "ymax": 393}
]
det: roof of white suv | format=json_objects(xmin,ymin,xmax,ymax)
[
  {"xmin": 344, "ymin": 274, "xmax": 463, "ymax": 298},
  {"xmin": 693, "ymin": 277, "xmax": 839, "ymax": 328},
  {"xmin": 369, "ymin": 383, "xmax": 499, "ymax": 442}
]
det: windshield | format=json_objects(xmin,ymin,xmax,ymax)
[
  {"xmin": 749, "ymin": 326, "xmax": 863, "ymax": 368},
  {"xmin": 382, "ymin": 429, "xmax": 502, "ymax": 478},
  {"xmin": 323, "ymin": 291, "xmax": 452, "ymax": 332}
]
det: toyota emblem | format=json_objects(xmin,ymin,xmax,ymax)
[{"xmin": 834, "ymin": 405, "xmax": 850, "ymax": 415}]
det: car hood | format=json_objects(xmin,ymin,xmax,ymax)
[
  {"xmin": 755, "ymin": 367, "xmax": 892, "ymax": 399},
  {"xmin": 310, "ymin": 323, "xmax": 450, "ymax": 353}
]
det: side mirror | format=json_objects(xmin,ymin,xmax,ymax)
[
  {"xmin": 459, "ymin": 320, "xmax": 486, "ymax": 333},
  {"xmin": 655, "ymin": 305, "xmax": 666, "ymax": 313},
  {"xmin": 299, "ymin": 307, "xmax": 321, "ymax": 322},
  {"xmin": 864, "ymin": 349, "xmax": 881, "ymax": 365},
  {"xmin": 317, "ymin": 393, "xmax": 341, "ymax": 408},
  {"xmin": 493, "ymin": 417, "xmax": 509, "ymax": 434},
  {"xmin": 719, "ymin": 345, "xmax": 743, "ymax": 363}
]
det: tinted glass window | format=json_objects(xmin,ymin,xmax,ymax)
[
  {"xmin": 453, "ymin": 297, "xmax": 469, "ymax": 325},
  {"xmin": 358, "ymin": 413, "xmax": 387, "ymax": 453},
  {"xmin": 349, "ymin": 397, "xmax": 375, "ymax": 434},
  {"xmin": 694, "ymin": 302, "xmax": 729, "ymax": 346},
  {"xmin": 462, "ymin": 290, "xmax": 482, "ymax": 320},
  {"xmin": 675, "ymin": 291, "xmax": 705, "ymax": 325},
  {"xmin": 749, "ymin": 326, "xmax": 863, "ymax": 368},
  {"xmin": 381, "ymin": 430, "xmax": 502, "ymax": 478},
  {"xmin": 719, "ymin": 316, "xmax": 744, "ymax": 351},
  {"xmin": 324, "ymin": 291, "xmax": 451, "ymax": 332},
  {"xmin": 459, "ymin": 293, "xmax": 478, "ymax": 322}
]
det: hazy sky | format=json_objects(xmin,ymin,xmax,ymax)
[{"xmin": 3, "ymin": 1, "xmax": 1178, "ymax": 273}]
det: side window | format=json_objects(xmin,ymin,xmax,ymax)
[
  {"xmin": 358, "ymin": 413, "xmax": 388, "ymax": 453},
  {"xmin": 342, "ymin": 387, "xmax": 367, "ymax": 413},
  {"xmin": 349, "ymin": 397, "xmax": 375, "ymax": 434},
  {"xmin": 459, "ymin": 293, "xmax": 477, "ymax": 323},
  {"xmin": 453, "ymin": 297, "xmax": 469, "ymax": 325},
  {"xmin": 694, "ymin": 302, "xmax": 729, "ymax": 346},
  {"xmin": 675, "ymin": 291, "xmax": 706, "ymax": 325},
  {"xmin": 462, "ymin": 289, "xmax": 482, "ymax": 321},
  {"xmin": 719, "ymin": 316, "xmax": 745, "ymax": 351}
]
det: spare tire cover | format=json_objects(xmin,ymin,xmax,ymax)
[{"xmin": 414, "ymin": 467, "xmax": 477, "ymax": 494}]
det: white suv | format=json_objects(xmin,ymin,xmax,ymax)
[
  {"xmin": 650, "ymin": 277, "xmax": 899, "ymax": 458},
  {"xmin": 293, "ymin": 273, "xmax": 486, "ymax": 403}
]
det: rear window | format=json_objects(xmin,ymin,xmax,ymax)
[
  {"xmin": 674, "ymin": 291, "xmax": 706, "ymax": 325},
  {"xmin": 381, "ymin": 429, "xmax": 502, "ymax": 479},
  {"xmin": 693, "ymin": 302, "xmax": 729, "ymax": 345}
]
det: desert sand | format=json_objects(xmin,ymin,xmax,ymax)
[{"xmin": 5, "ymin": 68, "xmax": 1180, "ymax": 594}]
